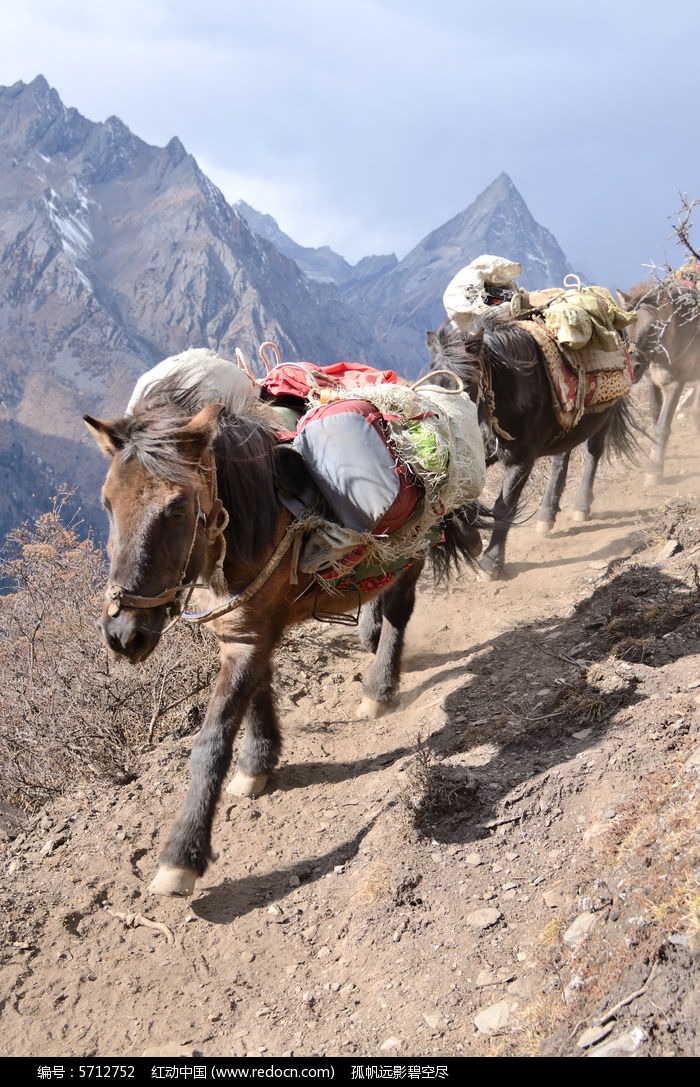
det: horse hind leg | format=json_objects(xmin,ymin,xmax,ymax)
[
  {"xmin": 535, "ymin": 452, "xmax": 571, "ymax": 534},
  {"xmin": 357, "ymin": 560, "xmax": 423, "ymax": 720},
  {"xmin": 569, "ymin": 427, "xmax": 609, "ymax": 522},
  {"xmin": 357, "ymin": 596, "xmax": 382, "ymax": 654}
]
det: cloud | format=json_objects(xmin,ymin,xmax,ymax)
[{"xmin": 1, "ymin": 1, "xmax": 699, "ymax": 284}]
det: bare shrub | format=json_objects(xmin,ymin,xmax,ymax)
[
  {"xmin": 0, "ymin": 492, "xmax": 218, "ymax": 811},
  {"xmin": 397, "ymin": 739, "xmax": 476, "ymax": 831}
]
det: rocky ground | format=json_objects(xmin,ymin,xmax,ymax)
[{"xmin": 1, "ymin": 411, "xmax": 699, "ymax": 1060}]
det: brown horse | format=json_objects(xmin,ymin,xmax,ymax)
[
  {"xmin": 618, "ymin": 279, "xmax": 700, "ymax": 483},
  {"xmin": 84, "ymin": 367, "xmax": 482, "ymax": 896}
]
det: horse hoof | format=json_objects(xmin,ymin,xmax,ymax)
[
  {"xmin": 571, "ymin": 510, "xmax": 591, "ymax": 523},
  {"xmin": 356, "ymin": 697, "xmax": 386, "ymax": 720},
  {"xmin": 645, "ymin": 473, "xmax": 662, "ymax": 487},
  {"xmin": 227, "ymin": 772, "xmax": 268, "ymax": 798},
  {"xmin": 477, "ymin": 564, "xmax": 501, "ymax": 582},
  {"xmin": 149, "ymin": 865, "xmax": 197, "ymax": 897},
  {"xmin": 535, "ymin": 519, "xmax": 554, "ymax": 535}
]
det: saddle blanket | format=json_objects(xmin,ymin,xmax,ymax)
[{"xmin": 520, "ymin": 318, "xmax": 635, "ymax": 430}]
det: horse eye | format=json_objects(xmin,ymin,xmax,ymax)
[
  {"xmin": 164, "ymin": 500, "xmax": 189, "ymax": 523},
  {"xmin": 102, "ymin": 495, "xmax": 113, "ymax": 517}
]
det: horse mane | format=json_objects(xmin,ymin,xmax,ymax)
[
  {"xmin": 214, "ymin": 413, "xmax": 281, "ymax": 566},
  {"xmin": 429, "ymin": 314, "xmax": 542, "ymax": 418},
  {"xmin": 111, "ymin": 399, "xmax": 207, "ymax": 487},
  {"xmin": 119, "ymin": 375, "xmax": 282, "ymax": 566},
  {"xmin": 478, "ymin": 313, "xmax": 542, "ymax": 371}
]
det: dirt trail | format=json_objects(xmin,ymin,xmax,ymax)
[{"xmin": 2, "ymin": 414, "xmax": 700, "ymax": 1059}]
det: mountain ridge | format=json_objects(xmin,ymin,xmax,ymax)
[
  {"xmin": 236, "ymin": 171, "xmax": 574, "ymax": 373},
  {"xmin": 1, "ymin": 76, "xmax": 574, "ymax": 540}
]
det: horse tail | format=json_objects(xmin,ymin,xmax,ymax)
[
  {"xmin": 428, "ymin": 501, "xmax": 494, "ymax": 583},
  {"xmin": 604, "ymin": 393, "xmax": 646, "ymax": 465}
]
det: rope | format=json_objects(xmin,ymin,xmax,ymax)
[
  {"xmin": 411, "ymin": 370, "xmax": 464, "ymax": 395},
  {"xmin": 259, "ymin": 341, "xmax": 281, "ymax": 374},
  {"xmin": 181, "ymin": 523, "xmax": 299, "ymax": 624},
  {"xmin": 479, "ymin": 355, "xmax": 516, "ymax": 442},
  {"xmin": 234, "ymin": 348, "xmax": 255, "ymax": 382}
]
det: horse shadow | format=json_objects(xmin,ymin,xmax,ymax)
[{"xmin": 190, "ymin": 562, "xmax": 698, "ymax": 923}]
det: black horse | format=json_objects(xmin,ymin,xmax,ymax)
[
  {"xmin": 618, "ymin": 279, "xmax": 700, "ymax": 484},
  {"xmin": 427, "ymin": 314, "xmax": 640, "ymax": 578}
]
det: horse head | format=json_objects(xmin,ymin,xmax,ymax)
[
  {"xmin": 426, "ymin": 322, "xmax": 484, "ymax": 401},
  {"xmin": 84, "ymin": 401, "xmax": 226, "ymax": 662},
  {"xmin": 618, "ymin": 280, "xmax": 699, "ymax": 380}
]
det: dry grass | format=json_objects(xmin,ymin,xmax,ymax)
[
  {"xmin": 609, "ymin": 636, "xmax": 655, "ymax": 661},
  {"xmin": 0, "ymin": 496, "xmax": 219, "ymax": 810},
  {"xmin": 549, "ymin": 668, "xmax": 621, "ymax": 723},
  {"xmin": 514, "ymin": 995, "xmax": 572, "ymax": 1057},
  {"xmin": 539, "ymin": 917, "xmax": 567, "ymax": 950},
  {"xmin": 359, "ymin": 862, "xmax": 394, "ymax": 904}
]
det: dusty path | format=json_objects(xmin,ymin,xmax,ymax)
[{"xmin": 2, "ymin": 412, "xmax": 700, "ymax": 1059}]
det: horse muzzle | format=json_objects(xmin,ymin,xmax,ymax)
[
  {"xmin": 99, "ymin": 605, "xmax": 166, "ymax": 662},
  {"xmin": 100, "ymin": 586, "xmax": 171, "ymax": 662}
]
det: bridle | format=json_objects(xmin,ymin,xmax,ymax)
[
  {"xmin": 104, "ymin": 452, "xmax": 229, "ymax": 621},
  {"xmin": 103, "ymin": 451, "xmax": 300, "ymax": 628}
]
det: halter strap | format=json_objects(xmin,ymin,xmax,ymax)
[
  {"xmin": 105, "ymin": 582, "xmax": 188, "ymax": 615},
  {"xmin": 103, "ymin": 451, "xmax": 299, "ymax": 626},
  {"xmin": 104, "ymin": 450, "xmax": 228, "ymax": 618}
]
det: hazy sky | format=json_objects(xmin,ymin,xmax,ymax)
[{"xmin": 2, "ymin": 1, "xmax": 698, "ymax": 288}]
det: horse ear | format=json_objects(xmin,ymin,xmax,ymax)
[
  {"xmin": 83, "ymin": 415, "xmax": 123, "ymax": 457},
  {"xmin": 616, "ymin": 289, "xmax": 631, "ymax": 307},
  {"xmin": 181, "ymin": 402, "xmax": 225, "ymax": 459},
  {"xmin": 471, "ymin": 326, "xmax": 485, "ymax": 348},
  {"xmin": 426, "ymin": 330, "xmax": 439, "ymax": 357}
]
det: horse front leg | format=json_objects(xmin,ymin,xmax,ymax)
[
  {"xmin": 692, "ymin": 382, "xmax": 700, "ymax": 434},
  {"xmin": 357, "ymin": 559, "xmax": 424, "ymax": 720},
  {"xmin": 150, "ymin": 645, "xmax": 270, "ymax": 897},
  {"xmin": 227, "ymin": 668, "xmax": 281, "ymax": 799},
  {"xmin": 647, "ymin": 378, "xmax": 684, "ymax": 485},
  {"xmin": 535, "ymin": 452, "xmax": 572, "ymax": 534},
  {"xmin": 479, "ymin": 462, "xmax": 532, "ymax": 579},
  {"xmin": 648, "ymin": 377, "xmax": 662, "ymax": 425}
]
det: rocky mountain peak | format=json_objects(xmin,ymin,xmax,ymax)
[
  {"xmin": 0, "ymin": 78, "xmax": 380, "ymax": 539},
  {"xmin": 2, "ymin": 77, "xmax": 91, "ymax": 160},
  {"xmin": 335, "ymin": 172, "xmax": 573, "ymax": 374},
  {"xmin": 235, "ymin": 200, "xmax": 357, "ymax": 285},
  {"xmin": 0, "ymin": 77, "xmax": 577, "ymax": 541}
]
